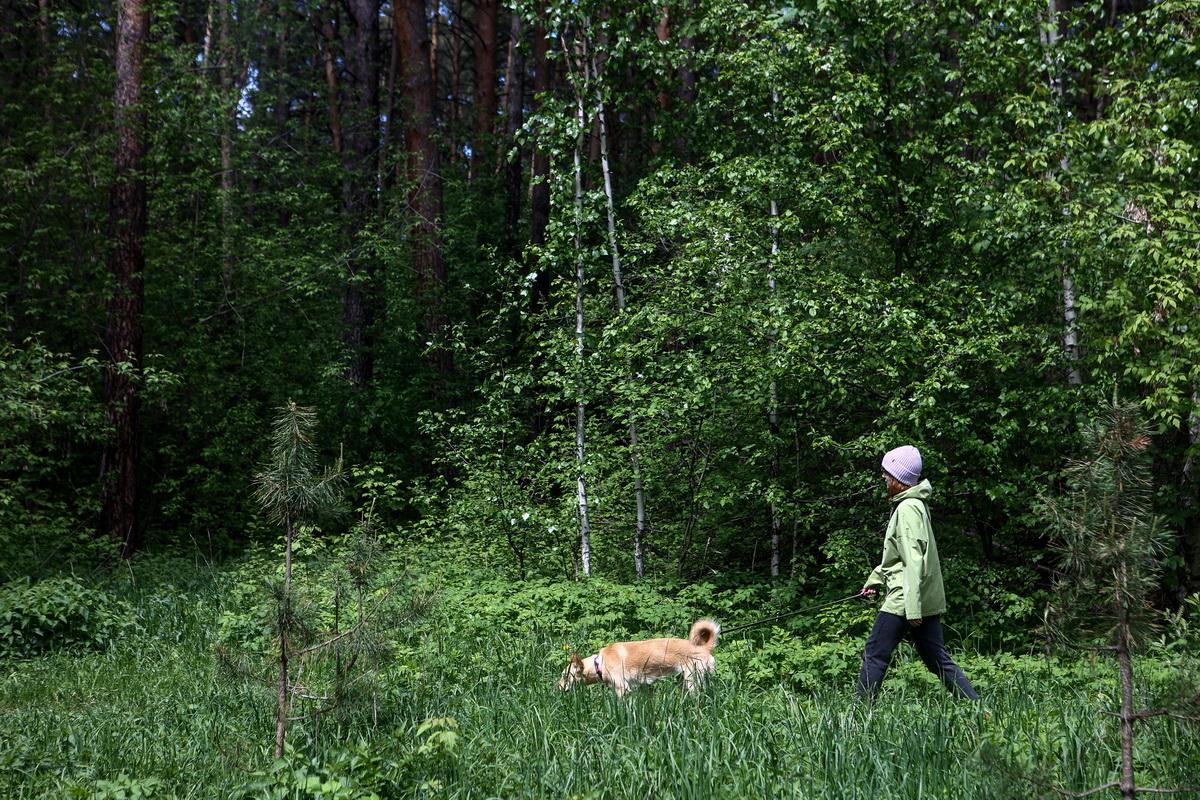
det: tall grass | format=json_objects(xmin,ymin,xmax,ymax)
[{"xmin": 0, "ymin": 557, "xmax": 1196, "ymax": 799}]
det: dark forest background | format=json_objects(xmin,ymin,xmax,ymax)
[{"xmin": 3, "ymin": 0, "xmax": 1199, "ymax": 607}]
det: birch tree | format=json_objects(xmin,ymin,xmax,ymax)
[
  {"xmin": 1039, "ymin": 0, "xmax": 1082, "ymax": 386},
  {"xmin": 571, "ymin": 78, "xmax": 592, "ymax": 577},
  {"xmin": 502, "ymin": 12, "xmax": 525, "ymax": 257},
  {"xmin": 588, "ymin": 41, "xmax": 647, "ymax": 578},
  {"xmin": 766, "ymin": 195, "xmax": 781, "ymax": 578}
]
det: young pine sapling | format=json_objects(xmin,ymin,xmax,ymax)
[
  {"xmin": 253, "ymin": 402, "xmax": 343, "ymax": 758},
  {"xmin": 1041, "ymin": 400, "xmax": 1196, "ymax": 799}
]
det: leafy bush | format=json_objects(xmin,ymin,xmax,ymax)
[
  {"xmin": 238, "ymin": 751, "xmax": 386, "ymax": 800},
  {"xmin": 0, "ymin": 576, "xmax": 134, "ymax": 657},
  {"xmin": 67, "ymin": 774, "xmax": 164, "ymax": 799},
  {"xmin": 0, "ymin": 336, "xmax": 107, "ymax": 581}
]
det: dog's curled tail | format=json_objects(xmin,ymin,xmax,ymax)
[{"xmin": 689, "ymin": 618, "xmax": 720, "ymax": 650}]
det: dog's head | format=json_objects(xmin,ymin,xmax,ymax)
[{"xmin": 557, "ymin": 652, "xmax": 587, "ymax": 690}]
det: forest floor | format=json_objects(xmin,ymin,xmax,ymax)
[{"xmin": 1, "ymin": 546, "xmax": 1198, "ymax": 799}]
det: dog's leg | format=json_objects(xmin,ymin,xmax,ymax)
[{"xmin": 682, "ymin": 664, "xmax": 699, "ymax": 692}]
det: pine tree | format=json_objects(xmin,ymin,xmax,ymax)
[
  {"xmin": 253, "ymin": 402, "xmax": 343, "ymax": 758},
  {"xmin": 1041, "ymin": 399, "xmax": 1190, "ymax": 799}
]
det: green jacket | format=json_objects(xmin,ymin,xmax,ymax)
[{"xmin": 862, "ymin": 480, "xmax": 946, "ymax": 620}]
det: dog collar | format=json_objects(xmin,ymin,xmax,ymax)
[{"xmin": 593, "ymin": 655, "xmax": 603, "ymax": 679}]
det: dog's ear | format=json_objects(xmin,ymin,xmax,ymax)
[{"xmin": 570, "ymin": 652, "xmax": 584, "ymax": 668}]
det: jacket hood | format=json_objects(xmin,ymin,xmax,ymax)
[{"xmin": 892, "ymin": 478, "xmax": 933, "ymax": 504}]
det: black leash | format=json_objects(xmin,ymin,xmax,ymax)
[{"xmin": 719, "ymin": 593, "xmax": 863, "ymax": 637}]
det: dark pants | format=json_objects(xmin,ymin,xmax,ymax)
[{"xmin": 856, "ymin": 612, "xmax": 980, "ymax": 701}]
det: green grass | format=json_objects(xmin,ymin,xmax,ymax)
[{"xmin": 1, "ymin": 555, "xmax": 1197, "ymax": 799}]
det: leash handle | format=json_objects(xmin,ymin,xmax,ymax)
[{"xmin": 720, "ymin": 593, "xmax": 863, "ymax": 636}]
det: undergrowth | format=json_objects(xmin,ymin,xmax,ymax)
[{"xmin": 0, "ymin": 548, "xmax": 1197, "ymax": 799}]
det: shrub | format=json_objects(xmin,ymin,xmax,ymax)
[
  {"xmin": 0, "ymin": 576, "xmax": 134, "ymax": 657},
  {"xmin": 67, "ymin": 775, "xmax": 164, "ymax": 800}
]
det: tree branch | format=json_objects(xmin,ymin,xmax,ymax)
[{"xmin": 294, "ymin": 584, "xmax": 400, "ymax": 656}]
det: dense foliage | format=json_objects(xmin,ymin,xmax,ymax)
[
  {"xmin": 5, "ymin": 3, "xmax": 1200, "ymax": 795},
  {"xmin": 3, "ymin": 0, "xmax": 1199, "ymax": 593}
]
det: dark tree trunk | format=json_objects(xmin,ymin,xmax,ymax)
[
  {"xmin": 273, "ymin": 13, "xmax": 291, "ymax": 136},
  {"xmin": 676, "ymin": 1, "xmax": 696, "ymax": 160},
  {"xmin": 274, "ymin": 515, "xmax": 294, "ymax": 759},
  {"xmin": 217, "ymin": 0, "xmax": 235, "ymax": 296},
  {"xmin": 396, "ymin": 0, "xmax": 451, "ymax": 373},
  {"xmin": 382, "ymin": 5, "xmax": 401, "ymax": 167},
  {"xmin": 429, "ymin": 2, "xmax": 439, "ymax": 121},
  {"xmin": 1117, "ymin": 609, "xmax": 1136, "ymax": 800},
  {"xmin": 501, "ymin": 12, "xmax": 525, "ymax": 257},
  {"xmin": 471, "ymin": 0, "xmax": 498, "ymax": 175},
  {"xmin": 320, "ymin": 13, "xmax": 344, "ymax": 154},
  {"xmin": 101, "ymin": 0, "xmax": 149, "ymax": 559},
  {"xmin": 655, "ymin": 5, "xmax": 671, "ymax": 110},
  {"xmin": 653, "ymin": 3, "xmax": 695, "ymax": 159},
  {"xmin": 449, "ymin": 0, "xmax": 461, "ymax": 134},
  {"xmin": 342, "ymin": 0, "xmax": 380, "ymax": 388}
]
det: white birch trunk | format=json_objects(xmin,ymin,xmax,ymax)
[
  {"xmin": 1061, "ymin": 268, "xmax": 1081, "ymax": 384},
  {"xmin": 201, "ymin": 0, "xmax": 214, "ymax": 65},
  {"xmin": 767, "ymin": 90, "xmax": 782, "ymax": 578},
  {"xmin": 768, "ymin": 194, "xmax": 781, "ymax": 578},
  {"xmin": 1041, "ymin": 0, "xmax": 1082, "ymax": 386},
  {"xmin": 592, "ymin": 54, "xmax": 646, "ymax": 578},
  {"xmin": 573, "ymin": 86, "xmax": 592, "ymax": 577},
  {"xmin": 1185, "ymin": 384, "xmax": 1200, "ymax": 484}
]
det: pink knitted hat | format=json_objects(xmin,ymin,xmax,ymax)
[{"xmin": 881, "ymin": 445, "xmax": 922, "ymax": 486}]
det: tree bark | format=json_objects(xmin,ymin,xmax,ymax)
[
  {"xmin": 382, "ymin": 7, "xmax": 400, "ymax": 182},
  {"xmin": 573, "ymin": 87, "xmax": 592, "ymax": 577},
  {"xmin": 100, "ymin": 0, "xmax": 149, "ymax": 559},
  {"xmin": 1062, "ymin": 267, "xmax": 1082, "ymax": 385},
  {"xmin": 450, "ymin": 0, "xmax": 462, "ymax": 135},
  {"xmin": 217, "ymin": 0, "xmax": 235, "ymax": 297},
  {"xmin": 529, "ymin": 20, "xmax": 553, "ymax": 307},
  {"xmin": 429, "ymin": 2, "xmax": 439, "ymax": 120},
  {"xmin": 501, "ymin": 12, "xmax": 525, "ymax": 257},
  {"xmin": 1117, "ymin": 605, "xmax": 1136, "ymax": 800},
  {"xmin": 396, "ymin": 0, "xmax": 451, "ymax": 373},
  {"xmin": 202, "ymin": 0, "xmax": 214, "ymax": 66},
  {"xmin": 342, "ymin": 0, "xmax": 380, "ymax": 388},
  {"xmin": 37, "ymin": 0, "xmax": 51, "ymax": 93},
  {"xmin": 471, "ymin": 0, "xmax": 498, "ymax": 175},
  {"xmin": 274, "ymin": 515, "xmax": 294, "ymax": 759},
  {"xmin": 768, "ymin": 191, "xmax": 782, "ymax": 578},
  {"xmin": 320, "ymin": 15, "xmax": 345, "ymax": 154},
  {"xmin": 272, "ymin": 14, "xmax": 291, "ymax": 136},
  {"xmin": 592, "ymin": 52, "xmax": 646, "ymax": 578},
  {"xmin": 1041, "ymin": 0, "xmax": 1082, "ymax": 386},
  {"xmin": 654, "ymin": 5, "xmax": 670, "ymax": 112}
]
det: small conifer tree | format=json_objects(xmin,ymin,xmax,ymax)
[
  {"xmin": 1041, "ymin": 399, "xmax": 1189, "ymax": 799},
  {"xmin": 253, "ymin": 402, "xmax": 343, "ymax": 758}
]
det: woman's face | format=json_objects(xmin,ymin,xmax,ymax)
[{"xmin": 882, "ymin": 472, "xmax": 905, "ymax": 498}]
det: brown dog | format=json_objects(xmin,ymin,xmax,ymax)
[{"xmin": 557, "ymin": 619, "xmax": 720, "ymax": 696}]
